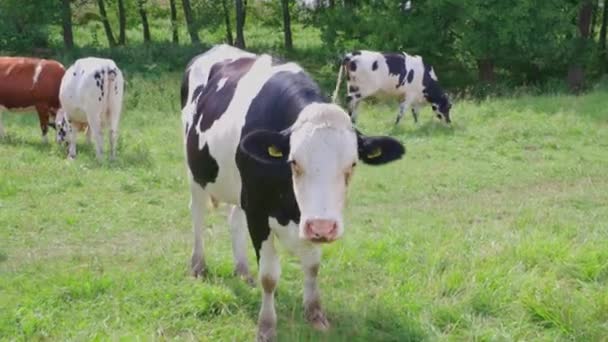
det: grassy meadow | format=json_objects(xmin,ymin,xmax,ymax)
[{"xmin": 2, "ymin": 64, "xmax": 608, "ymax": 341}]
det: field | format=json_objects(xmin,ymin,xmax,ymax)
[{"xmin": 1, "ymin": 69, "xmax": 608, "ymax": 341}]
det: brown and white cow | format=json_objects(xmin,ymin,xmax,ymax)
[{"xmin": 0, "ymin": 57, "xmax": 65, "ymax": 141}]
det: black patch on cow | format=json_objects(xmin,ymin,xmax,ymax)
[
  {"xmin": 187, "ymin": 134, "xmax": 220, "ymax": 188},
  {"xmin": 186, "ymin": 56, "xmax": 256, "ymax": 191},
  {"xmin": 107, "ymin": 69, "xmax": 117, "ymax": 79},
  {"xmin": 372, "ymin": 61, "xmax": 378, "ymax": 71},
  {"xmin": 352, "ymin": 50, "xmax": 361, "ymax": 56},
  {"xmin": 191, "ymin": 85, "xmax": 205, "ymax": 104},
  {"xmin": 349, "ymin": 85, "xmax": 359, "ymax": 93},
  {"xmin": 96, "ymin": 80, "xmax": 100, "ymax": 87},
  {"xmin": 101, "ymin": 91, "xmax": 104, "ymax": 97},
  {"xmin": 342, "ymin": 56, "xmax": 351, "ymax": 65},
  {"xmin": 101, "ymin": 69, "xmax": 105, "ymax": 74},
  {"xmin": 349, "ymin": 61, "xmax": 357, "ymax": 72},
  {"xmin": 94, "ymin": 71, "xmax": 101, "ymax": 80},
  {"xmin": 98, "ymin": 97, "xmax": 102, "ymax": 101},
  {"xmin": 407, "ymin": 69, "xmax": 414, "ymax": 83},
  {"xmin": 384, "ymin": 53, "xmax": 407, "ymax": 88},
  {"xmin": 180, "ymin": 68, "xmax": 191, "ymax": 108},
  {"xmin": 355, "ymin": 93, "xmax": 362, "ymax": 98},
  {"xmin": 346, "ymin": 95, "xmax": 353, "ymax": 102},
  {"xmin": 73, "ymin": 72, "xmax": 76, "ymax": 76},
  {"xmin": 236, "ymin": 69, "xmax": 326, "ymax": 261},
  {"xmin": 195, "ymin": 57, "xmax": 256, "ymax": 133}
]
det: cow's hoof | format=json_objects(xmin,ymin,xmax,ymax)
[
  {"xmin": 257, "ymin": 320, "xmax": 276, "ymax": 342},
  {"xmin": 190, "ymin": 258, "xmax": 207, "ymax": 278},
  {"xmin": 234, "ymin": 263, "xmax": 255, "ymax": 286},
  {"xmin": 306, "ymin": 307, "xmax": 330, "ymax": 331}
]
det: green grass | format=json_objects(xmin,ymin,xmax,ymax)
[{"xmin": 1, "ymin": 71, "xmax": 608, "ymax": 341}]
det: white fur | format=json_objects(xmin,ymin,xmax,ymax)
[
  {"xmin": 58, "ymin": 57, "xmax": 124, "ymax": 160},
  {"xmin": 216, "ymin": 77, "xmax": 229, "ymax": 91},
  {"xmin": 32, "ymin": 62, "xmax": 43, "ymax": 86}
]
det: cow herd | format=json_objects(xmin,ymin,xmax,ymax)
[
  {"xmin": 0, "ymin": 56, "xmax": 124, "ymax": 160},
  {"xmin": 2, "ymin": 44, "xmax": 453, "ymax": 341}
]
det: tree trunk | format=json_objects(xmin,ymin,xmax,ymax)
[
  {"xmin": 182, "ymin": 0, "xmax": 200, "ymax": 44},
  {"xmin": 477, "ymin": 59, "xmax": 495, "ymax": 84},
  {"xmin": 117, "ymin": 0, "xmax": 126, "ymax": 45},
  {"xmin": 97, "ymin": 0, "xmax": 116, "ymax": 47},
  {"xmin": 568, "ymin": 0, "xmax": 594, "ymax": 92},
  {"xmin": 600, "ymin": 0, "xmax": 608, "ymax": 65},
  {"xmin": 170, "ymin": 0, "xmax": 179, "ymax": 43},
  {"xmin": 222, "ymin": 0, "xmax": 233, "ymax": 45},
  {"xmin": 235, "ymin": 0, "xmax": 246, "ymax": 48},
  {"xmin": 61, "ymin": 0, "xmax": 74, "ymax": 49},
  {"xmin": 138, "ymin": 0, "xmax": 151, "ymax": 43},
  {"xmin": 281, "ymin": 0, "xmax": 293, "ymax": 51}
]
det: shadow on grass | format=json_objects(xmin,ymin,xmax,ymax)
[
  {"xmin": 212, "ymin": 270, "xmax": 426, "ymax": 342},
  {"xmin": 1, "ymin": 133, "xmax": 53, "ymax": 152}
]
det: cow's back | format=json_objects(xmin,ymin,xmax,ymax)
[
  {"xmin": 0, "ymin": 57, "xmax": 64, "ymax": 109},
  {"xmin": 60, "ymin": 57, "xmax": 122, "ymax": 123}
]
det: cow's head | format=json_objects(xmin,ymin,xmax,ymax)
[
  {"xmin": 240, "ymin": 103, "xmax": 404, "ymax": 243},
  {"xmin": 430, "ymin": 93, "xmax": 452, "ymax": 124},
  {"xmin": 54, "ymin": 109, "xmax": 71, "ymax": 144}
]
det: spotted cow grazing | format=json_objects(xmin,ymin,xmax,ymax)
[
  {"xmin": 0, "ymin": 57, "xmax": 65, "ymax": 142},
  {"xmin": 332, "ymin": 50, "xmax": 452, "ymax": 125},
  {"xmin": 56, "ymin": 57, "xmax": 124, "ymax": 160},
  {"xmin": 182, "ymin": 44, "xmax": 405, "ymax": 341}
]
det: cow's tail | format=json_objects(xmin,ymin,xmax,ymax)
[{"xmin": 331, "ymin": 60, "xmax": 346, "ymax": 104}]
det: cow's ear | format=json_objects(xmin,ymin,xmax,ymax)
[
  {"xmin": 357, "ymin": 130, "xmax": 405, "ymax": 165},
  {"xmin": 240, "ymin": 129, "xmax": 290, "ymax": 165}
]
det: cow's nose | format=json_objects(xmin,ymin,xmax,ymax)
[{"xmin": 304, "ymin": 219, "xmax": 338, "ymax": 242}]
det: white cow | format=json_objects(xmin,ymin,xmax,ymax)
[
  {"xmin": 56, "ymin": 57, "xmax": 124, "ymax": 160},
  {"xmin": 332, "ymin": 50, "xmax": 452, "ymax": 125}
]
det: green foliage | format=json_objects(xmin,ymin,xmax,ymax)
[{"xmin": 0, "ymin": 0, "xmax": 60, "ymax": 52}]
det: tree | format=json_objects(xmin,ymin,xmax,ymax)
[
  {"xmin": 567, "ymin": 0, "xmax": 594, "ymax": 92},
  {"xmin": 138, "ymin": 0, "xmax": 151, "ymax": 43},
  {"xmin": 222, "ymin": 0, "xmax": 233, "ymax": 45},
  {"xmin": 281, "ymin": 0, "xmax": 293, "ymax": 51},
  {"xmin": 182, "ymin": 0, "xmax": 200, "ymax": 44},
  {"xmin": 600, "ymin": 0, "xmax": 608, "ymax": 66},
  {"xmin": 61, "ymin": 0, "xmax": 74, "ymax": 49},
  {"xmin": 117, "ymin": 0, "xmax": 126, "ymax": 45},
  {"xmin": 96, "ymin": 0, "xmax": 116, "ymax": 47},
  {"xmin": 235, "ymin": 0, "xmax": 246, "ymax": 48},
  {"xmin": 170, "ymin": 0, "xmax": 179, "ymax": 43}
]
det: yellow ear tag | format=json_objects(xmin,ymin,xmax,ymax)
[
  {"xmin": 367, "ymin": 147, "xmax": 382, "ymax": 159},
  {"xmin": 268, "ymin": 145, "xmax": 283, "ymax": 158}
]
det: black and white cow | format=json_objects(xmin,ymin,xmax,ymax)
[
  {"xmin": 332, "ymin": 50, "xmax": 452, "ymax": 125},
  {"xmin": 181, "ymin": 45, "xmax": 405, "ymax": 341}
]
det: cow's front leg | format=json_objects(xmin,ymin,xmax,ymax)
[
  {"xmin": 346, "ymin": 94, "xmax": 361, "ymax": 123},
  {"xmin": 300, "ymin": 246, "xmax": 329, "ymax": 331},
  {"xmin": 67, "ymin": 126, "xmax": 78, "ymax": 159},
  {"xmin": 35, "ymin": 104, "xmax": 50, "ymax": 143},
  {"xmin": 257, "ymin": 235, "xmax": 280, "ymax": 342},
  {"xmin": 411, "ymin": 105, "xmax": 420, "ymax": 123}
]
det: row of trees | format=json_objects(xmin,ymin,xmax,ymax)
[{"xmin": 1, "ymin": 0, "xmax": 607, "ymax": 92}]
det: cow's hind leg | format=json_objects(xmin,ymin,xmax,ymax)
[
  {"xmin": 35, "ymin": 104, "xmax": 51, "ymax": 143},
  {"xmin": 300, "ymin": 246, "xmax": 329, "ymax": 331},
  {"xmin": 229, "ymin": 206, "xmax": 253, "ymax": 284},
  {"xmin": 257, "ymin": 235, "xmax": 280, "ymax": 342},
  {"xmin": 87, "ymin": 110, "xmax": 105, "ymax": 161},
  {"xmin": 396, "ymin": 99, "xmax": 412, "ymax": 125},
  {"xmin": 190, "ymin": 180, "xmax": 209, "ymax": 277}
]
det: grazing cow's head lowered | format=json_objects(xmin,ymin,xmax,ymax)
[
  {"xmin": 423, "ymin": 66, "xmax": 452, "ymax": 123},
  {"xmin": 240, "ymin": 103, "xmax": 404, "ymax": 243}
]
